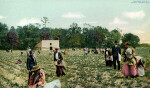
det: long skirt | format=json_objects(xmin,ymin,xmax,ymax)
[
  {"xmin": 121, "ymin": 62, "xmax": 138, "ymax": 76},
  {"xmin": 56, "ymin": 61, "xmax": 66, "ymax": 77},
  {"xmin": 106, "ymin": 60, "xmax": 113, "ymax": 67}
]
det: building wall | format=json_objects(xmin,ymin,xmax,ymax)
[{"xmin": 41, "ymin": 40, "xmax": 59, "ymax": 50}]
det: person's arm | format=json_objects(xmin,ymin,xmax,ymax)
[
  {"xmin": 54, "ymin": 52, "xmax": 57, "ymax": 61},
  {"xmin": 119, "ymin": 47, "xmax": 121, "ymax": 55},
  {"xmin": 59, "ymin": 52, "xmax": 63, "ymax": 60}
]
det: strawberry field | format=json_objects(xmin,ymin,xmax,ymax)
[{"xmin": 0, "ymin": 47, "xmax": 150, "ymax": 88}]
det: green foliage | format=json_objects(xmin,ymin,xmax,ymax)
[
  {"xmin": 121, "ymin": 33, "xmax": 140, "ymax": 48},
  {"xmin": 0, "ymin": 21, "xmax": 141, "ymax": 50}
]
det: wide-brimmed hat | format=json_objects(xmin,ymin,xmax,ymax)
[{"xmin": 31, "ymin": 65, "xmax": 40, "ymax": 72}]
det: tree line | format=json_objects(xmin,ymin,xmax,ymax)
[{"xmin": 0, "ymin": 20, "xmax": 141, "ymax": 50}]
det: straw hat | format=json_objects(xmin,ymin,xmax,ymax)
[{"xmin": 31, "ymin": 65, "xmax": 40, "ymax": 72}]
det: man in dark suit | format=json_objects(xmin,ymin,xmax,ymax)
[
  {"xmin": 27, "ymin": 50, "xmax": 37, "ymax": 85},
  {"xmin": 54, "ymin": 48, "xmax": 65, "ymax": 77},
  {"xmin": 112, "ymin": 40, "xmax": 121, "ymax": 70}
]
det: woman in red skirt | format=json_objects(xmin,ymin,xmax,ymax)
[{"xmin": 121, "ymin": 42, "xmax": 138, "ymax": 78}]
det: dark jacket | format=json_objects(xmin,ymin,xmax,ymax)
[
  {"xmin": 54, "ymin": 52, "xmax": 63, "ymax": 61},
  {"xmin": 27, "ymin": 55, "xmax": 37, "ymax": 70},
  {"xmin": 112, "ymin": 46, "xmax": 121, "ymax": 58}
]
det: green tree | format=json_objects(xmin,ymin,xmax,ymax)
[
  {"xmin": 7, "ymin": 26, "xmax": 18, "ymax": 49},
  {"xmin": 0, "ymin": 22, "xmax": 9, "ymax": 49},
  {"xmin": 121, "ymin": 33, "xmax": 140, "ymax": 48}
]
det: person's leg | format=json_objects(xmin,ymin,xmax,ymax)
[
  {"xmin": 113, "ymin": 58, "xmax": 116, "ymax": 69},
  {"xmin": 117, "ymin": 60, "xmax": 120, "ymax": 70}
]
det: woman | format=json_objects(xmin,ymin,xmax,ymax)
[
  {"xmin": 121, "ymin": 42, "xmax": 138, "ymax": 78},
  {"xmin": 29, "ymin": 65, "xmax": 61, "ymax": 88},
  {"xmin": 54, "ymin": 48, "xmax": 66, "ymax": 77},
  {"xmin": 135, "ymin": 56, "xmax": 146, "ymax": 76},
  {"xmin": 105, "ymin": 48, "xmax": 113, "ymax": 67}
]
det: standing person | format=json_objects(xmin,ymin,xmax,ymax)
[
  {"xmin": 121, "ymin": 47, "xmax": 138, "ymax": 78},
  {"xmin": 105, "ymin": 48, "xmax": 113, "ymax": 67},
  {"xmin": 112, "ymin": 40, "xmax": 121, "ymax": 70},
  {"xmin": 54, "ymin": 48, "xmax": 66, "ymax": 77},
  {"xmin": 27, "ymin": 50, "xmax": 37, "ymax": 85}
]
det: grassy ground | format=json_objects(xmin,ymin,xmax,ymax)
[{"xmin": 0, "ymin": 47, "xmax": 150, "ymax": 88}]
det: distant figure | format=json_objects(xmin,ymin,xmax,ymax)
[
  {"xmin": 37, "ymin": 50, "xmax": 40, "ymax": 55},
  {"xmin": 16, "ymin": 59, "xmax": 22, "ymax": 65},
  {"xmin": 49, "ymin": 51, "xmax": 52, "ymax": 55},
  {"xmin": 105, "ymin": 48, "xmax": 113, "ymax": 67},
  {"xmin": 94, "ymin": 49, "xmax": 98, "ymax": 54},
  {"xmin": 54, "ymin": 48, "xmax": 66, "ymax": 77},
  {"xmin": 27, "ymin": 50, "xmax": 37, "ymax": 85},
  {"xmin": 21, "ymin": 52, "xmax": 23, "ymax": 56},
  {"xmin": 112, "ymin": 40, "xmax": 121, "ymax": 70},
  {"xmin": 62, "ymin": 50, "xmax": 66, "ymax": 55},
  {"xmin": 88, "ymin": 49, "xmax": 90, "ymax": 54},
  {"xmin": 6, "ymin": 49, "xmax": 9, "ymax": 53},
  {"xmin": 72, "ymin": 48, "xmax": 76, "ymax": 51}
]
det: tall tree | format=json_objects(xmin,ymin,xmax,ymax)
[
  {"xmin": 0, "ymin": 22, "xmax": 8, "ymax": 49},
  {"xmin": 41, "ymin": 17, "xmax": 49, "ymax": 28},
  {"xmin": 7, "ymin": 26, "xmax": 18, "ymax": 49}
]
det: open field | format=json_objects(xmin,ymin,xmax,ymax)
[{"xmin": 0, "ymin": 47, "xmax": 150, "ymax": 88}]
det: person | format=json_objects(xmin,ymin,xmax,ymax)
[
  {"xmin": 26, "ymin": 48, "xmax": 31, "ymax": 57},
  {"xmin": 121, "ymin": 42, "xmax": 138, "ymax": 78},
  {"xmin": 54, "ymin": 48, "xmax": 66, "ymax": 77},
  {"xmin": 27, "ymin": 50, "xmax": 37, "ymax": 85},
  {"xmin": 16, "ymin": 59, "xmax": 22, "ymax": 65},
  {"xmin": 94, "ymin": 48, "xmax": 98, "ymax": 54},
  {"xmin": 105, "ymin": 48, "xmax": 113, "ymax": 67},
  {"xmin": 29, "ymin": 65, "xmax": 61, "ymax": 88},
  {"xmin": 112, "ymin": 40, "xmax": 121, "ymax": 70},
  {"xmin": 135, "ymin": 56, "xmax": 146, "ymax": 76}
]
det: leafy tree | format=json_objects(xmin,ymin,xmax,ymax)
[
  {"xmin": 7, "ymin": 26, "xmax": 18, "ymax": 49},
  {"xmin": 121, "ymin": 33, "xmax": 140, "ymax": 48},
  {"xmin": 0, "ymin": 22, "xmax": 9, "ymax": 49}
]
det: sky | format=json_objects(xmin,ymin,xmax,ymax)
[{"xmin": 0, "ymin": 0, "xmax": 150, "ymax": 44}]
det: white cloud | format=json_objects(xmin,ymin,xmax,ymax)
[
  {"xmin": 18, "ymin": 18, "xmax": 41, "ymax": 26},
  {"xmin": 109, "ymin": 17, "xmax": 128, "ymax": 25},
  {"xmin": 0, "ymin": 16, "xmax": 7, "ymax": 19},
  {"xmin": 62, "ymin": 12, "xmax": 86, "ymax": 18},
  {"xmin": 123, "ymin": 11, "xmax": 145, "ymax": 19}
]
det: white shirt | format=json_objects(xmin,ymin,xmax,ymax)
[{"xmin": 55, "ymin": 53, "xmax": 59, "ymax": 60}]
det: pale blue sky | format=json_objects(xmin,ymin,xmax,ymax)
[{"xmin": 0, "ymin": 0, "xmax": 150, "ymax": 43}]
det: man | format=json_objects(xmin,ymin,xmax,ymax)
[
  {"xmin": 112, "ymin": 40, "xmax": 121, "ymax": 70},
  {"xmin": 54, "ymin": 48, "xmax": 66, "ymax": 77},
  {"xmin": 27, "ymin": 50, "xmax": 37, "ymax": 85}
]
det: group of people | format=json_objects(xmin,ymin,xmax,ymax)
[
  {"xmin": 105, "ymin": 40, "xmax": 146, "ymax": 78},
  {"xmin": 26, "ymin": 48, "xmax": 65, "ymax": 88}
]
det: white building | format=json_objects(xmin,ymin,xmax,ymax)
[{"xmin": 34, "ymin": 40, "xmax": 59, "ymax": 50}]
